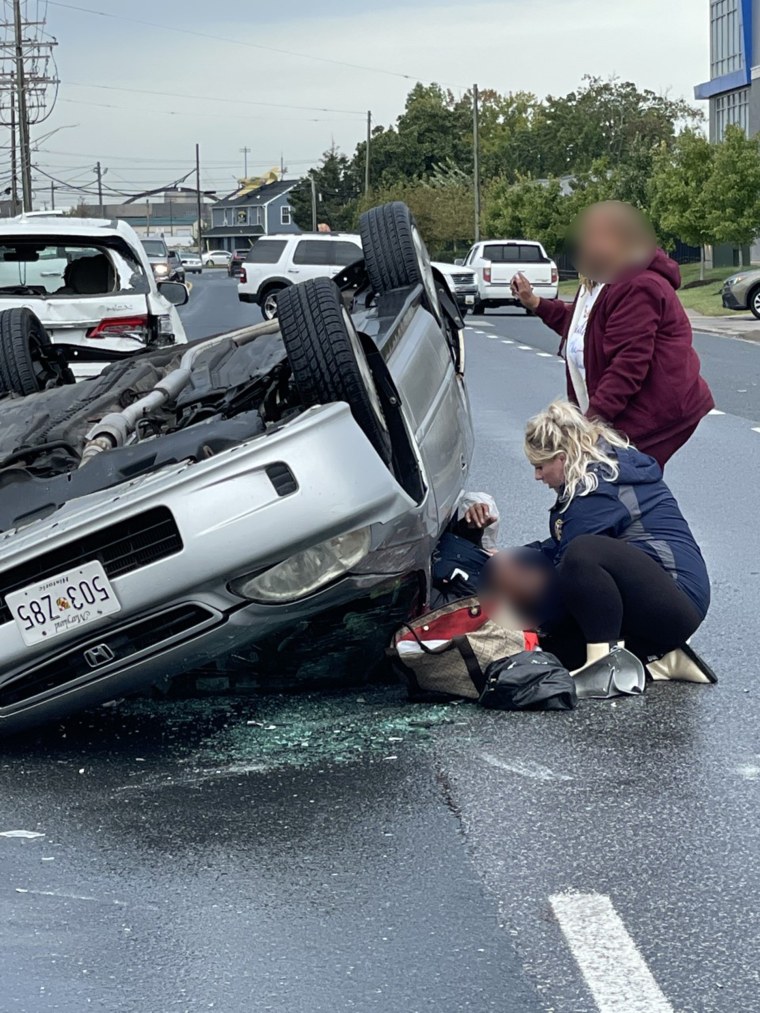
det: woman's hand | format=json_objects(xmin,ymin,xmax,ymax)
[
  {"xmin": 511, "ymin": 272, "xmax": 540, "ymax": 311},
  {"xmin": 464, "ymin": 502, "xmax": 495, "ymax": 529}
]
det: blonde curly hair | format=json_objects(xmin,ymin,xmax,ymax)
[{"xmin": 524, "ymin": 400, "xmax": 629, "ymax": 508}]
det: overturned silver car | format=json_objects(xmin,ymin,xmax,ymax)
[{"xmin": 0, "ymin": 203, "xmax": 474, "ymax": 734}]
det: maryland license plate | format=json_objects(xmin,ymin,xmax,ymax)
[{"xmin": 5, "ymin": 561, "xmax": 121, "ymax": 647}]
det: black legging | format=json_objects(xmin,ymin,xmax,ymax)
[{"xmin": 542, "ymin": 534, "xmax": 704, "ymax": 668}]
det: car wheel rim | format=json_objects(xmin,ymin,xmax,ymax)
[
  {"xmin": 411, "ymin": 225, "xmax": 440, "ymax": 316},
  {"xmin": 342, "ymin": 308, "xmax": 388, "ymax": 435},
  {"xmin": 753, "ymin": 292, "xmax": 760, "ymax": 314},
  {"xmin": 264, "ymin": 293, "xmax": 279, "ymax": 319}
]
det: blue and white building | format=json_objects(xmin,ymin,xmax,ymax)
[{"xmin": 695, "ymin": 0, "xmax": 757, "ymax": 140}]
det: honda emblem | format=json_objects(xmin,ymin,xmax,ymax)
[{"xmin": 83, "ymin": 643, "xmax": 116, "ymax": 668}]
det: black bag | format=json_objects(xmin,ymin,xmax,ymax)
[{"xmin": 479, "ymin": 650, "xmax": 577, "ymax": 711}]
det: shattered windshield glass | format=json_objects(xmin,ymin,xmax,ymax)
[{"xmin": 0, "ymin": 238, "xmax": 149, "ymax": 297}]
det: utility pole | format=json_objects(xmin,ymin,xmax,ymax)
[
  {"xmin": 310, "ymin": 177, "xmax": 317, "ymax": 232},
  {"xmin": 365, "ymin": 110, "xmax": 372, "ymax": 195},
  {"xmin": 239, "ymin": 145, "xmax": 251, "ymax": 178},
  {"xmin": 94, "ymin": 161, "xmax": 105, "ymax": 216},
  {"xmin": 195, "ymin": 142, "xmax": 203, "ymax": 254},
  {"xmin": 473, "ymin": 83, "xmax": 481, "ymax": 243},
  {"xmin": 13, "ymin": 0, "xmax": 32, "ymax": 211},
  {"xmin": 49, "ymin": 181, "xmax": 54, "ymax": 210},
  {"xmin": 280, "ymin": 154, "xmax": 285, "ymax": 180},
  {"xmin": 9, "ymin": 72, "xmax": 18, "ymax": 215}
]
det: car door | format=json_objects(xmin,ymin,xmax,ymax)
[
  {"xmin": 289, "ymin": 239, "xmax": 334, "ymax": 282},
  {"xmin": 330, "ymin": 240, "xmax": 363, "ymax": 275}
]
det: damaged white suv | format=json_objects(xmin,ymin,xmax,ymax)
[
  {"xmin": 0, "ymin": 202, "xmax": 473, "ymax": 735},
  {"xmin": 0, "ymin": 215, "xmax": 188, "ymax": 383}
]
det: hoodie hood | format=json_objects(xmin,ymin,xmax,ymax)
[
  {"xmin": 644, "ymin": 248, "xmax": 681, "ymax": 290},
  {"xmin": 614, "ymin": 248, "xmax": 682, "ymax": 291},
  {"xmin": 610, "ymin": 444, "xmax": 663, "ymax": 486}
]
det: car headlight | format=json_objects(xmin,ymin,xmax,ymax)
[
  {"xmin": 726, "ymin": 275, "xmax": 744, "ymax": 286},
  {"xmin": 229, "ymin": 527, "xmax": 371, "ymax": 603},
  {"xmin": 153, "ymin": 263, "xmax": 169, "ymax": 276}
]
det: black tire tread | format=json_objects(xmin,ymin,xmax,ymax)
[
  {"xmin": 0, "ymin": 307, "xmax": 50, "ymax": 396},
  {"xmin": 277, "ymin": 278, "xmax": 391, "ymax": 464},
  {"xmin": 359, "ymin": 201, "xmax": 425, "ymax": 294}
]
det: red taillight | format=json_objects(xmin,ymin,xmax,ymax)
[
  {"xmin": 86, "ymin": 315, "xmax": 149, "ymax": 339},
  {"xmin": 551, "ymin": 266, "xmax": 559, "ymax": 284},
  {"xmin": 240, "ymin": 267, "xmax": 247, "ymax": 284},
  {"xmin": 483, "ymin": 264, "xmax": 492, "ymax": 284}
]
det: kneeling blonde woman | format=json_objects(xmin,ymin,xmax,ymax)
[{"xmin": 484, "ymin": 401, "xmax": 711, "ymax": 678}]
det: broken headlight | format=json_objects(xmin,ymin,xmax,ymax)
[{"xmin": 229, "ymin": 527, "xmax": 371, "ymax": 603}]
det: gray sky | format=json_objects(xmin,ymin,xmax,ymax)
[{"xmin": 27, "ymin": 0, "xmax": 708, "ymax": 204}]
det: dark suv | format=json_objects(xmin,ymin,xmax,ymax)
[{"xmin": 228, "ymin": 248, "xmax": 249, "ymax": 278}]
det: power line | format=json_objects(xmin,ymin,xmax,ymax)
[
  {"xmin": 65, "ymin": 81, "xmax": 365, "ymax": 116},
  {"xmin": 57, "ymin": 96, "xmax": 344, "ymax": 124},
  {"xmin": 46, "ymin": 0, "xmax": 466, "ymax": 89}
]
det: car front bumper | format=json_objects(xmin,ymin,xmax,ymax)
[
  {"xmin": 0, "ymin": 402, "xmax": 424, "ymax": 734},
  {"xmin": 721, "ymin": 286, "xmax": 746, "ymax": 310}
]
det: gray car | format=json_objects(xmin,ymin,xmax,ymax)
[
  {"xmin": 721, "ymin": 267, "xmax": 760, "ymax": 317},
  {"xmin": 0, "ymin": 202, "xmax": 473, "ymax": 735}
]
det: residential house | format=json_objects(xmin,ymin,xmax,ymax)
[{"xmin": 205, "ymin": 179, "xmax": 298, "ymax": 252}]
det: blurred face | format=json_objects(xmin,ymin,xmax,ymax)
[
  {"xmin": 532, "ymin": 453, "xmax": 566, "ymax": 490},
  {"xmin": 481, "ymin": 551, "xmax": 551, "ymax": 624},
  {"xmin": 573, "ymin": 202, "xmax": 656, "ymax": 284}
]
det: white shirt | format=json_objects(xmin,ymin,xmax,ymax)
[{"xmin": 565, "ymin": 283, "xmax": 604, "ymax": 412}]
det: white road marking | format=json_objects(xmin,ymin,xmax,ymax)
[
  {"xmin": 550, "ymin": 892, "xmax": 674, "ymax": 1013},
  {"xmin": 708, "ymin": 409, "xmax": 725, "ymax": 415},
  {"xmin": 475, "ymin": 321, "xmax": 494, "ymax": 327},
  {"xmin": 481, "ymin": 754, "xmax": 573, "ymax": 782},
  {"xmin": 486, "ymin": 334, "xmax": 499, "ymax": 339},
  {"xmin": 752, "ymin": 427, "xmax": 760, "ymax": 434},
  {"xmin": 536, "ymin": 352, "xmax": 553, "ymax": 357},
  {"xmin": 501, "ymin": 339, "xmax": 514, "ymax": 345},
  {"xmin": 517, "ymin": 345, "xmax": 532, "ymax": 350}
]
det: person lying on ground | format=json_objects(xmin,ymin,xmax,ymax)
[
  {"xmin": 430, "ymin": 492, "xmax": 499, "ymax": 605},
  {"xmin": 480, "ymin": 401, "xmax": 710, "ymax": 676},
  {"xmin": 510, "ymin": 201, "xmax": 714, "ymax": 469}
]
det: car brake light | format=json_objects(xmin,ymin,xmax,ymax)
[
  {"xmin": 551, "ymin": 266, "xmax": 559, "ymax": 284},
  {"xmin": 483, "ymin": 265, "xmax": 492, "ymax": 284},
  {"xmin": 240, "ymin": 267, "xmax": 247, "ymax": 284},
  {"xmin": 86, "ymin": 315, "xmax": 150, "ymax": 340}
]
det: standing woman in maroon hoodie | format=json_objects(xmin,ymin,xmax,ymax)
[{"xmin": 512, "ymin": 201, "xmax": 714, "ymax": 468}]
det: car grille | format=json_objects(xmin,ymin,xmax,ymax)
[
  {"xmin": 452, "ymin": 274, "xmax": 474, "ymax": 286},
  {"xmin": 0, "ymin": 603, "xmax": 214, "ymax": 707},
  {"xmin": 0, "ymin": 507, "xmax": 182, "ymax": 625}
]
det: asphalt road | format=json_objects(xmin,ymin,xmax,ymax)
[{"xmin": 2, "ymin": 273, "xmax": 759, "ymax": 1012}]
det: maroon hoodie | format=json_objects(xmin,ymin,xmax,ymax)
[{"xmin": 534, "ymin": 250, "xmax": 714, "ymax": 465}]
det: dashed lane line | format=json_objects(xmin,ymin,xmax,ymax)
[
  {"xmin": 753, "ymin": 427, "xmax": 760, "ymax": 434},
  {"xmin": 550, "ymin": 892, "xmax": 674, "ymax": 1013},
  {"xmin": 708, "ymin": 409, "xmax": 725, "ymax": 415},
  {"xmin": 536, "ymin": 352, "xmax": 553, "ymax": 357},
  {"xmin": 517, "ymin": 345, "xmax": 532, "ymax": 350},
  {"xmin": 501, "ymin": 339, "xmax": 514, "ymax": 345}
]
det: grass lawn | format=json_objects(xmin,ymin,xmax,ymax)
[{"xmin": 558, "ymin": 263, "xmax": 740, "ymax": 316}]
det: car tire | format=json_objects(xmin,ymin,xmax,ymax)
[
  {"xmin": 359, "ymin": 201, "xmax": 441, "ymax": 320},
  {"xmin": 260, "ymin": 284, "xmax": 286, "ymax": 321},
  {"xmin": 0, "ymin": 307, "xmax": 75, "ymax": 396},
  {"xmin": 472, "ymin": 303, "xmax": 485, "ymax": 316},
  {"xmin": 277, "ymin": 277, "xmax": 392, "ymax": 465},
  {"xmin": 749, "ymin": 285, "xmax": 760, "ymax": 319}
]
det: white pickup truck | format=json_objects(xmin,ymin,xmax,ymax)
[{"xmin": 460, "ymin": 239, "xmax": 558, "ymax": 314}]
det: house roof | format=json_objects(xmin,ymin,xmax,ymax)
[
  {"xmin": 215, "ymin": 180, "xmax": 296, "ymax": 208},
  {"xmin": 204, "ymin": 224, "xmax": 265, "ymax": 238}
]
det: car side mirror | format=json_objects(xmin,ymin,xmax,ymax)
[
  {"xmin": 158, "ymin": 280, "xmax": 189, "ymax": 306},
  {"xmin": 454, "ymin": 259, "xmax": 464, "ymax": 266}
]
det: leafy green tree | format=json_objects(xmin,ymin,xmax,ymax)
[
  {"xmin": 482, "ymin": 178, "xmax": 568, "ymax": 256},
  {"xmin": 648, "ymin": 130, "xmax": 716, "ymax": 278},
  {"xmin": 289, "ymin": 146, "xmax": 360, "ymax": 231},
  {"xmin": 703, "ymin": 125, "xmax": 760, "ymax": 263}
]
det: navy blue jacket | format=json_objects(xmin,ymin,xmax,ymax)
[{"xmin": 538, "ymin": 446, "xmax": 710, "ymax": 618}]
